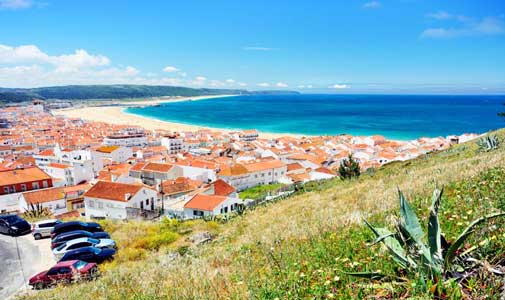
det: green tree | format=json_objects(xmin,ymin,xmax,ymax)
[{"xmin": 338, "ymin": 154, "xmax": 360, "ymax": 180}]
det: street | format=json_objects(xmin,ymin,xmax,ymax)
[{"xmin": 0, "ymin": 233, "xmax": 54, "ymax": 299}]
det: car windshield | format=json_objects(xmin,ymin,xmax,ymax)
[
  {"xmin": 87, "ymin": 238, "xmax": 99, "ymax": 244},
  {"xmin": 73, "ymin": 260, "xmax": 88, "ymax": 270},
  {"xmin": 2, "ymin": 215, "xmax": 20, "ymax": 223},
  {"xmin": 55, "ymin": 243, "xmax": 67, "ymax": 251}
]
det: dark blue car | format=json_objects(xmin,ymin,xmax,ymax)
[
  {"xmin": 0, "ymin": 214, "xmax": 31, "ymax": 236},
  {"xmin": 58, "ymin": 246, "xmax": 116, "ymax": 264},
  {"xmin": 51, "ymin": 230, "xmax": 111, "ymax": 249},
  {"xmin": 51, "ymin": 221, "xmax": 103, "ymax": 238}
]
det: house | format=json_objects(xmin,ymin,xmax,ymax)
[
  {"xmin": 183, "ymin": 193, "xmax": 242, "ymax": 219},
  {"xmin": 161, "ymin": 135, "xmax": 184, "ymax": 154},
  {"xmin": 0, "ymin": 166, "xmax": 53, "ymax": 213},
  {"xmin": 18, "ymin": 187, "xmax": 67, "ymax": 215},
  {"xmin": 93, "ymin": 145, "xmax": 133, "ymax": 164},
  {"xmin": 218, "ymin": 160, "xmax": 287, "ymax": 191},
  {"xmin": 83, "ymin": 181, "xmax": 159, "ymax": 220},
  {"xmin": 129, "ymin": 162, "xmax": 182, "ymax": 186},
  {"xmin": 103, "ymin": 128, "xmax": 148, "ymax": 147},
  {"xmin": 238, "ymin": 130, "xmax": 259, "ymax": 142}
]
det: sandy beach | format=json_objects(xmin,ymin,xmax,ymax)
[{"xmin": 53, "ymin": 95, "xmax": 300, "ymax": 139}]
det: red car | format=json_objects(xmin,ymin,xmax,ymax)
[{"xmin": 29, "ymin": 260, "xmax": 98, "ymax": 289}]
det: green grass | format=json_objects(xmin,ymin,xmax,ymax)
[
  {"xmin": 17, "ymin": 129, "xmax": 505, "ymax": 300},
  {"xmin": 239, "ymin": 183, "xmax": 285, "ymax": 200}
]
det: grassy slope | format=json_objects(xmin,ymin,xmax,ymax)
[{"xmin": 19, "ymin": 130, "xmax": 505, "ymax": 300}]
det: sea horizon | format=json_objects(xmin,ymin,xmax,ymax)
[{"xmin": 125, "ymin": 93, "xmax": 505, "ymax": 140}]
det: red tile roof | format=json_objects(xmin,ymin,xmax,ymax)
[
  {"xmin": 212, "ymin": 179, "xmax": 235, "ymax": 196},
  {"xmin": 0, "ymin": 167, "xmax": 51, "ymax": 186},
  {"xmin": 184, "ymin": 194, "xmax": 227, "ymax": 211},
  {"xmin": 22, "ymin": 187, "xmax": 65, "ymax": 204},
  {"xmin": 83, "ymin": 181, "xmax": 143, "ymax": 202}
]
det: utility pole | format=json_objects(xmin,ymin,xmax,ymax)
[{"xmin": 159, "ymin": 179, "xmax": 165, "ymax": 215}]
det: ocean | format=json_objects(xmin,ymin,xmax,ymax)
[{"xmin": 126, "ymin": 94, "xmax": 505, "ymax": 140}]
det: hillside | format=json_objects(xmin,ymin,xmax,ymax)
[
  {"xmin": 0, "ymin": 85, "xmax": 300, "ymax": 103},
  {"xmin": 18, "ymin": 130, "xmax": 505, "ymax": 300}
]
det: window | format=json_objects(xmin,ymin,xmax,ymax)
[
  {"xmin": 42, "ymin": 181, "xmax": 48, "ymax": 188},
  {"xmin": 3, "ymin": 187, "xmax": 9, "ymax": 194},
  {"xmin": 89, "ymin": 200, "xmax": 95, "ymax": 208},
  {"xmin": 10, "ymin": 186, "xmax": 15, "ymax": 193},
  {"xmin": 21, "ymin": 184, "xmax": 27, "ymax": 191},
  {"xmin": 146, "ymin": 198, "xmax": 149, "ymax": 205},
  {"xmin": 98, "ymin": 202, "xmax": 103, "ymax": 209},
  {"xmin": 33, "ymin": 182, "xmax": 39, "ymax": 189}
]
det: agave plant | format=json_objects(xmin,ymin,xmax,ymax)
[
  {"xmin": 477, "ymin": 135, "xmax": 500, "ymax": 152},
  {"xmin": 349, "ymin": 188, "xmax": 505, "ymax": 283}
]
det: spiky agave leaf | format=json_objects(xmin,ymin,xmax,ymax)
[
  {"xmin": 428, "ymin": 189, "xmax": 443, "ymax": 273},
  {"xmin": 444, "ymin": 211, "xmax": 505, "ymax": 270},
  {"xmin": 364, "ymin": 219, "xmax": 416, "ymax": 269},
  {"xmin": 398, "ymin": 189, "xmax": 433, "ymax": 269}
]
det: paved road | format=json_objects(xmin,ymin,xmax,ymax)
[{"xmin": 0, "ymin": 233, "xmax": 54, "ymax": 299}]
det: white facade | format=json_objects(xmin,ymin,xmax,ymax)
[
  {"xmin": 84, "ymin": 187, "xmax": 158, "ymax": 220},
  {"xmin": 18, "ymin": 194, "xmax": 67, "ymax": 216},
  {"xmin": 161, "ymin": 137, "xmax": 183, "ymax": 154},
  {"xmin": 183, "ymin": 196, "xmax": 242, "ymax": 219},
  {"xmin": 93, "ymin": 146, "xmax": 133, "ymax": 164},
  {"xmin": 219, "ymin": 165, "xmax": 287, "ymax": 191},
  {"xmin": 177, "ymin": 164, "xmax": 217, "ymax": 183}
]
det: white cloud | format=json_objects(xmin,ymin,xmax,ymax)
[
  {"xmin": 426, "ymin": 11, "xmax": 451, "ymax": 20},
  {"xmin": 363, "ymin": 1, "xmax": 381, "ymax": 9},
  {"xmin": 162, "ymin": 65, "xmax": 179, "ymax": 73},
  {"xmin": 276, "ymin": 82, "xmax": 288, "ymax": 88},
  {"xmin": 225, "ymin": 79, "xmax": 235, "ymax": 84},
  {"xmin": 195, "ymin": 76, "xmax": 207, "ymax": 81},
  {"xmin": 0, "ymin": 0, "xmax": 32, "ymax": 9},
  {"xmin": 238, "ymin": 82, "xmax": 247, "ymax": 87},
  {"xmin": 257, "ymin": 82, "xmax": 270, "ymax": 87},
  {"xmin": 331, "ymin": 84, "xmax": 350, "ymax": 89},
  {"xmin": 0, "ymin": 44, "xmax": 110, "ymax": 70},
  {"xmin": 421, "ymin": 16, "xmax": 505, "ymax": 39},
  {"xmin": 307, "ymin": 85, "xmax": 313, "ymax": 88},
  {"xmin": 243, "ymin": 46, "xmax": 276, "ymax": 51}
]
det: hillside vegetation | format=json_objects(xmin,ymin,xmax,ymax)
[
  {"xmin": 19, "ymin": 130, "xmax": 505, "ymax": 300},
  {"xmin": 0, "ymin": 85, "xmax": 299, "ymax": 102}
]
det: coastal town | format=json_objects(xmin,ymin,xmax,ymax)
[{"xmin": 0, "ymin": 100, "xmax": 479, "ymax": 221}]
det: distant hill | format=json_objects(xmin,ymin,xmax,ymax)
[{"xmin": 0, "ymin": 85, "xmax": 299, "ymax": 103}]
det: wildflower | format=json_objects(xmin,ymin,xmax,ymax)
[
  {"xmin": 457, "ymin": 222, "xmax": 463, "ymax": 226},
  {"xmin": 334, "ymin": 276, "xmax": 340, "ymax": 282},
  {"xmin": 479, "ymin": 239, "xmax": 488, "ymax": 246},
  {"xmin": 300, "ymin": 273, "xmax": 305, "ymax": 278},
  {"xmin": 324, "ymin": 280, "xmax": 331, "ymax": 286},
  {"xmin": 327, "ymin": 293, "xmax": 335, "ymax": 299}
]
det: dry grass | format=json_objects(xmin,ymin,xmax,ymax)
[{"xmin": 18, "ymin": 129, "xmax": 505, "ymax": 300}]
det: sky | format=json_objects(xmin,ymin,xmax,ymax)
[{"xmin": 0, "ymin": 0, "xmax": 504, "ymax": 94}]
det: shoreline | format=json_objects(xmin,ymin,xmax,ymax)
[{"xmin": 53, "ymin": 95, "xmax": 303, "ymax": 139}]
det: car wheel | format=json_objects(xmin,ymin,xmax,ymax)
[
  {"xmin": 34, "ymin": 282, "xmax": 45, "ymax": 290},
  {"xmin": 34, "ymin": 233, "xmax": 42, "ymax": 240},
  {"xmin": 89, "ymin": 266, "xmax": 98, "ymax": 280}
]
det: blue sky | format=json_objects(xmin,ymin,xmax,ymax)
[{"xmin": 0, "ymin": 0, "xmax": 504, "ymax": 93}]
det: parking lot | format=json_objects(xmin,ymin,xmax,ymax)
[{"xmin": 0, "ymin": 233, "xmax": 55, "ymax": 299}]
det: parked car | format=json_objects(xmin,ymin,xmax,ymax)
[
  {"xmin": 29, "ymin": 260, "xmax": 98, "ymax": 289},
  {"xmin": 53, "ymin": 237, "xmax": 116, "ymax": 259},
  {"xmin": 32, "ymin": 219, "xmax": 62, "ymax": 240},
  {"xmin": 59, "ymin": 246, "xmax": 116, "ymax": 264},
  {"xmin": 51, "ymin": 221, "xmax": 103, "ymax": 238},
  {"xmin": 51, "ymin": 230, "xmax": 110, "ymax": 249},
  {"xmin": 0, "ymin": 214, "xmax": 31, "ymax": 236}
]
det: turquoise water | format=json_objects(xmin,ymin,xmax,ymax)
[{"xmin": 126, "ymin": 94, "xmax": 505, "ymax": 140}]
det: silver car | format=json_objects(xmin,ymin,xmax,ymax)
[
  {"xmin": 52, "ymin": 237, "xmax": 116, "ymax": 259},
  {"xmin": 31, "ymin": 219, "xmax": 61, "ymax": 240}
]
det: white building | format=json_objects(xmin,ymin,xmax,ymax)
[
  {"xmin": 83, "ymin": 181, "xmax": 159, "ymax": 220},
  {"xmin": 218, "ymin": 160, "xmax": 287, "ymax": 191},
  {"xmin": 161, "ymin": 136, "xmax": 183, "ymax": 154},
  {"xmin": 103, "ymin": 128, "xmax": 148, "ymax": 147},
  {"xmin": 18, "ymin": 187, "xmax": 68, "ymax": 216},
  {"xmin": 93, "ymin": 145, "xmax": 133, "ymax": 164},
  {"xmin": 183, "ymin": 193, "xmax": 242, "ymax": 219}
]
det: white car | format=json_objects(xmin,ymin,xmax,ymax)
[{"xmin": 52, "ymin": 237, "xmax": 116, "ymax": 259}]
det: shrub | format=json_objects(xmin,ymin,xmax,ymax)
[
  {"xmin": 135, "ymin": 231, "xmax": 179, "ymax": 251},
  {"xmin": 338, "ymin": 154, "xmax": 360, "ymax": 180}
]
